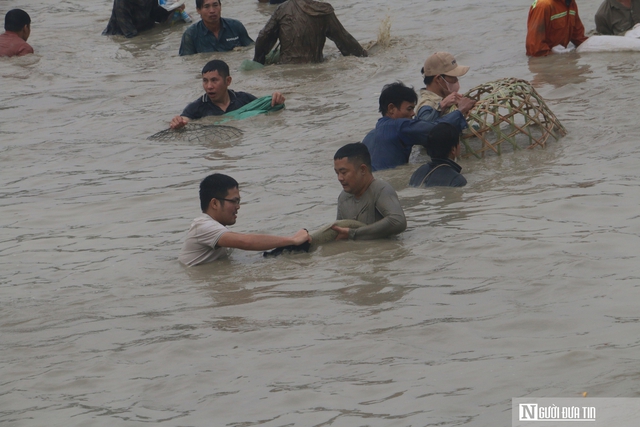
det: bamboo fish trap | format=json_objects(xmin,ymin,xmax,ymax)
[{"xmin": 458, "ymin": 78, "xmax": 566, "ymax": 158}]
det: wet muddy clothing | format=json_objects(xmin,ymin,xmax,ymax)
[
  {"xmin": 595, "ymin": 0, "xmax": 640, "ymax": 35},
  {"xmin": 409, "ymin": 158, "xmax": 467, "ymax": 188},
  {"xmin": 179, "ymin": 18, "xmax": 253, "ymax": 56},
  {"xmin": 337, "ymin": 179, "xmax": 406, "ymax": 240},
  {"xmin": 0, "ymin": 31, "xmax": 33, "ymax": 57},
  {"xmin": 526, "ymin": 0, "xmax": 588, "ymax": 56},
  {"xmin": 181, "ymin": 90, "xmax": 257, "ymax": 119},
  {"xmin": 103, "ymin": 0, "xmax": 171, "ymax": 38},
  {"xmin": 253, "ymin": 0, "xmax": 366, "ymax": 64}
]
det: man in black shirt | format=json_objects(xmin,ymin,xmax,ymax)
[
  {"xmin": 170, "ymin": 59, "xmax": 285, "ymax": 129},
  {"xmin": 409, "ymin": 122, "xmax": 467, "ymax": 188}
]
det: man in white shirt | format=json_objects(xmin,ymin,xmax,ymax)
[{"xmin": 179, "ymin": 173, "xmax": 310, "ymax": 266}]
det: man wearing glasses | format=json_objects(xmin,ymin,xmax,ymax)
[
  {"xmin": 416, "ymin": 52, "xmax": 476, "ymax": 126},
  {"xmin": 179, "ymin": 173, "xmax": 310, "ymax": 266}
]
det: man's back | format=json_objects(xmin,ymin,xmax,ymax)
[
  {"xmin": 253, "ymin": 0, "xmax": 365, "ymax": 64},
  {"xmin": 409, "ymin": 159, "xmax": 467, "ymax": 188},
  {"xmin": 0, "ymin": 31, "xmax": 33, "ymax": 57}
]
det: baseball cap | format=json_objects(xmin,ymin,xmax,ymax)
[{"xmin": 422, "ymin": 52, "xmax": 470, "ymax": 77}]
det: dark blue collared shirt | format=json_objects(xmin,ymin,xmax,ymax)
[
  {"xmin": 362, "ymin": 112, "xmax": 467, "ymax": 172},
  {"xmin": 179, "ymin": 18, "xmax": 254, "ymax": 56},
  {"xmin": 409, "ymin": 158, "xmax": 467, "ymax": 187},
  {"xmin": 181, "ymin": 90, "xmax": 257, "ymax": 119}
]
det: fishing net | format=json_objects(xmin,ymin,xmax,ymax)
[
  {"xmin": 458, "ymin": 78, "xmax": 566, "ymax": 158},
  {"xmin": 148, "ymin": 123, "xmax": 243, "ymax": 144}
]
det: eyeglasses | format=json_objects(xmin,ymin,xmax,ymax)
[
  {"xmin": 217, "ymin": 197, "xmax": 241, "ymax": 206},
  {"xmin": 440, "ymin": 75, "xmax": 459, "ymax": 83}
]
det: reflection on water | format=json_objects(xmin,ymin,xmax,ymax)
[
  {"xmin": 528, "ymin": 54, "xmax": 592, "ymax": 88},
  {"xmin": 3, "ymin": 0, "xmax": 640, "ymax": 426}
]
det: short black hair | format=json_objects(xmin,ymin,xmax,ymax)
[
  {"xmin": 426, "ymin": 123, "xmax": 461, "ymax": 159},
  {"xmin": 199, "ymin": 173, "xmax": 238, "ymax": 212},
  {"xmin": 5, "ymin": 9, "xmax": 31, "ymax": 32},
  {"xmin": 334, "ymin": 143, "xmax": 372, "ymax": 171},
  {"xmin": 202, "ymin": 59, "xmax": 230, "ymax": 79},
  {"xmin": 421, "ymin": 68, "xmax": 436, "ymax": 86},
  {"xmin": 378, "ymin": 82, "xmax": 417, "ymax": 116},
  {"xmin": 196, "ymin": 0, "xmax": 220, "ymax": 10}
]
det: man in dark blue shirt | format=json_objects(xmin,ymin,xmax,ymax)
[
  {"xmin": 362, "ymin": 82, "xmax": 468, "ymax": 172},
  {"xmin": 178, "ymin": 0, "xmax": 253, "ymax": 56},
  {"xmin": 409, "ymin": 123, "xmax": 467, "ymax": 188},
  {"xmin": 170, "ymin": 60, "xmax": 285, "ymax": 129}
]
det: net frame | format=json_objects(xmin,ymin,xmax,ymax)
[
  {"xmin": 459, "ymin": 78, "xmax": 566, "ymax": 158},
  {"xmin": 147, "ymin": 123, "xmax": 243, "ymax": 144}
]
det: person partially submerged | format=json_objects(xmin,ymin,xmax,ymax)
[
  {"xmin": 170, "ymin": 59, "xmax": 285, "ymax": 129},
  {"xmin": 253, "ymin": 0, "xmax": 367, "ymax": 64},
  {"xmin": 362, "ymin": 82, "xmax": 468, "ymax": 172},
  {"xmin": 0, "ymin": 9, "xmax": 34, "ymax": 57},
  {"xmin": 409, "ymin": 123, "xmax": 467, "ymax": 188},
  {"xmin": 179, "ymin": 173, "xmax": 310, "ymax": 266},
  {"xmin": 103, "ymin": 0, "xmax": 182, "ymax": 38},
  {"xmin": 264, "ymin": 143, "xmax": 407, "ymax": 257},
  {"xmin": 329, "ymin": 143, "xmax": 407, "ymax": 240},
  {"xmin": 178, "ymin": 0, "xmax": 253, "ymax": 56}
]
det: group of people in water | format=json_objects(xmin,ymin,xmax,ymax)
[
  {"xmin": 3, "ymin": 0, "xmax": 639, "ymax": 265},
  {"xmin": 174, "ymin": 51, "xmax": 475, "ymax": 266}
]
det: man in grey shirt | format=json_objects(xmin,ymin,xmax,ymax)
[{"xmin": 330, "ymin": 143, "xmax": 407, "ymax": 241}]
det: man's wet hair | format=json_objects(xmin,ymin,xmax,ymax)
[
  {"xmin": 5, "ymin": 9, "xmax": 31, "ymax": 32},
  {"xmin": 200, "ymin": 173, "xmax": 238, "ymax": 212},
  {"xmin": 196, "ymin": 0, "xmax": 220, "ymax": 10},
  {"xmin": 378, "ymin": 82, "xmax": 417, "ymax": 116},
  {"xmin": 426, "ymin": 123, "xmax": 461, "ymax": 159},
  {"xmin": 421, "ymin": 67, "xmax": 437, "ymax": 86},
  {"xmin": 334, "ymin": 143, "xmax": 372, "ymax": 171},
  {"xmin": 202, "ymin": 59, "xmax": 230, "ymax": 79}
]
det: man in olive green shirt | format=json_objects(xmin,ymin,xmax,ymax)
[{"xmin": 595, "ymin": 0, "xmax": 640, "ymax": 35}]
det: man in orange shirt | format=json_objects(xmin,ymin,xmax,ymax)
[
  {"xmin": 526, "ymin": 0, "xmax": 588, "ymax": 56},
  {"xmin": 0, "ymin": 9, "xmax": 33, "ymax": 57}
]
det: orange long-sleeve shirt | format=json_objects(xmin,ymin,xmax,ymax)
[{"xmin": 526, "ymin": 0, "xmax": 588, "ymax": 57}]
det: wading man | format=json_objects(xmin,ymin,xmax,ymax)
[{"xmin": 179, "ymin": 173, "xmax": 310, "ymax": 266}]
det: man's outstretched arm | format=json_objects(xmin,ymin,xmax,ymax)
[{"xmin": 217, "ymin": 229, "xmax": 310, "ymax": 251}]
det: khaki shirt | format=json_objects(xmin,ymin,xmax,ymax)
[
  {"xmin": 416, "ymin": 89, "xmax": 443, "ymax": 113},
  {"xmin": 595, "ymin": 0, "xmax": 640, "ymax": 35}
]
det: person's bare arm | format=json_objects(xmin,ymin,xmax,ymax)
[{"xmin": 217, "ymin": 229, "xmax": 310, "ymax": 250}]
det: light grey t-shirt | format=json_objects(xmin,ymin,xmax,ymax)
[
  {"xmin": 336, "ymin": 179, "xmax": 407, "ymax": 240},
  {"xmin": 178, "ymin": 214, "xmax": 230, "ymax": 266}
]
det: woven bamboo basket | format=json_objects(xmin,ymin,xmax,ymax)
[{"xmin": 457, "ymin": 78, "xmax": 566, "ymax": 158}]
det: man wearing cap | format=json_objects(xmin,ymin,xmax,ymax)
[
  {"xmin": 595, "ymin": 0, "xmax": 640, "ymax": 35},
  {"xmin": 416, "ymin": 52, "xmax": 476, "ymax": 126},
  {"xmin": 526, "ymin": 0, "xmax": 588, "ymax": 57}
]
